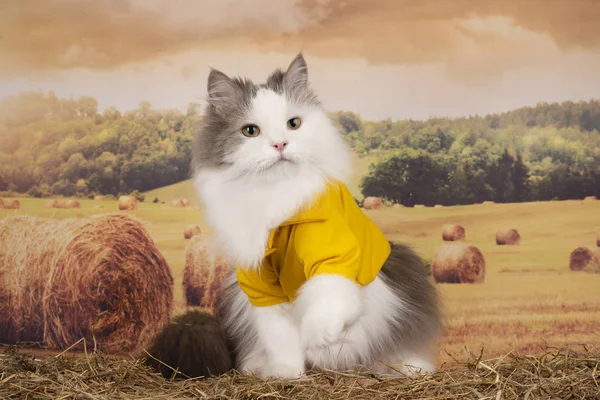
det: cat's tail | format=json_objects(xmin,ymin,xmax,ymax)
[{"xmin": 143, "ymin": 309, "xmax": 234, "ymax": 379}]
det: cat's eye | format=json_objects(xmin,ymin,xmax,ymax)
[
  {"xmin": 241, "ymin": 124, "xmax": 260, "ymax": 137},
  {"xmin": 287, "ymin": 117, "xmax": 302, "ymax": 130}
]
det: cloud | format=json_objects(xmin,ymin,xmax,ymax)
[{"xmin": 0, "ymin": 0, "xmax": 599, "ymax": 76}]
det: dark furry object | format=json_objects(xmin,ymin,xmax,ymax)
[{"xmin": 144, "ymin": 310, "xmax": 233, "ymax": 379}]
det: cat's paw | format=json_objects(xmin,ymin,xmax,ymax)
[
  {"xmin": 295, "ymin": 274, "xmax": 363, "ymax": 350},
  {"xmin": 258, "ymin": 363, "xmax": 305, "ymax": 379}
]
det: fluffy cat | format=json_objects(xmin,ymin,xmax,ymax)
[{"xmin": 145, "ymin": 54, "xmax": 441, "ymax": 379}]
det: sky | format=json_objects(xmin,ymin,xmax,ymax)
[{"xmin": 1, "ymin": 0, "xmax": 599, "ymax": 121}]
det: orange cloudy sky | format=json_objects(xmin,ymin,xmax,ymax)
[{"xmin": 1, "ymin": 0, "xmax": 599, "ymax": 120}]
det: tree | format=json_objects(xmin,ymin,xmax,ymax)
[{"xmin": 512, "ymin": 151, "xmax": 530, "ymax": 201}]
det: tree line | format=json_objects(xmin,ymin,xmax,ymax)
[{"xmin": 0, "ymin": 91, "xmax": 599, "ymax": 205}]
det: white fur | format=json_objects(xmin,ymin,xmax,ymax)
[
  {"xmin": 193, "ymin": 88, "xmax": 351, "ymax": 269},
  {"xmin": 294, "ymin": 274, "xmax": 363, "ymax": 350},
  {"xmin": 222, "ymin": 271, "xmax": 436, "ymax": 378}
]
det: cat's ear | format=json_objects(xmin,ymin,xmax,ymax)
[
  {"xmin": 283, "ymin": 53, "xmax": 309, "ymax": 89},
  {"xmin": 207, "ymin": 68, "xmax": 237, "ymax": 108}
]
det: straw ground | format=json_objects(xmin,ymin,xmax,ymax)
[{"xmin": 1, "ymin": 196, "xmax": 600, "ymax": 371}]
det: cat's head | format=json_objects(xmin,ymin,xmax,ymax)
[{"xmin": 192, "ymin": 54, "xmax": 350, "ymax": 183}]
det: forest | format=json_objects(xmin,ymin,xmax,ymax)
[{"xmin": 0, "ymin": 91, "xmax": 599, "ymax": 205}]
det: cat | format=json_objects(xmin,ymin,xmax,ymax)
[{"xmin": 145, "ymin": 53, "xmax": 442, "ymax": 379}]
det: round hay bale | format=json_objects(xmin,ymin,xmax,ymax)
[
  {"xmin": 363, "ymin": 197, "xmax": 383, "ymax": 210},
  {"xmin": 2, "ymin": 199, "xmax": 20, "ymax": 209},
  {"xmin": 584, "ymin": 195, "xmax": 597, "ymax": 201},
  {"xmin": 597, "ymin": 232, "xmax": 600, "ymax": 247},
  {"xmin": 118, "ymin": 195, "xmax": 137, "ymax": 210},
  {"xmin": 184, "ymin": 224, "xmax": 202, "ymax": 239},
  {"xmin": 183, "ymin": 235, "xmax": 232, "ymax": 312},
  {"xmin": 94, "ymin": 195, "xmax": 105, "ymax": 201},
  {"xmin": 181, "ymin": 198, "xmax": 191, "ymax": 207},
  {"xmin": 434, "ymin": 205, "xmax": 444, "ymax": 208},
  {"xmin": 482, "ymin": 201, "xmax": 495, "ymax": 205},
  {"xmin": 569, "ymin": 246, "xmax": 600, "ymax": 273},
  {"xmin": 414, "ymin": 204, "xmax": 425, "ymax": 208},
  {"xmin": 442, "ymin": 224, "xmax": 466, "ymax": 241},
  {"xmin": 431, "ymin": 243, "xmax": 486, "ymax": 284},
  {"xmin": 392, "ymin": 203, "xmax": 404, "ymax": 208},
  {"xmin": 496, "ymin": 228, "xmax": 520, "ymax": 245},
  {"xmin": 64, "ymin": 199, "xmax": 80, "ymax": 208},
  {"xmin": 45, "ymin": 199, "xmax": 59, "ymax": 208},
  {"xmin": 0, "ymin": 213, "xmax": 173, "ymax": 353},
  {"xmin": 171, "ymin": 199, "xmax": 185, "ymax": 208}
]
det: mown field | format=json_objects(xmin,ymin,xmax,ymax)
[{"xmin": 1, "ymin": 196, "xmax": 599, "ymax": 366}]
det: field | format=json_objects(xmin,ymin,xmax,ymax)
[{"xmin": 1, "ymin": 195, "xmax": 599, "ymax": 367}]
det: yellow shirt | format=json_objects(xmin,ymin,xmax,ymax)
[{"xmin": 236, "ymin": 180, "xmax": 391, "ymax": 307}]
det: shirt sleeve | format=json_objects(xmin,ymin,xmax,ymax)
[
  {"xmin": 293, "ymin": 209, "xmax": 362, "ymax": 283},
  {"xmin": 235, "ymin": 258, "xmax": 290, "ymax": 307}
]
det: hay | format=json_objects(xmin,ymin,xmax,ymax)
[
  {"xmin": 181, "ymin": 198, "xmax": 190, "ymax": 207},
  {"xmin": 442, "ymin": 224, "xmax": 466, "ymax": 241},
  {"xmin": 94, "ymin": 195, "xmax": 105, "ymax": 201},
  {"xmin": 434, "ymin": 204, "xmax": 444, "ymax": 208},
  {"xmin": 597, "ymin": 232, "xmax": 600, "ymax": 247},
  {"xmin": 569, "ymin": 245, "xmax": 600, "ymax": 273},
  {"xmin": 431, "ymin": 243, "xmax": 485, "ymax": 284},
  {"xmin": 363, "ymin": 196, "xmax": 383, "ymax": 210},
  {"xmin": 64, "ymin": 199, "xmax": 80, "ymax": 208},
  {"xmin": 0, "ymin": 213, "xmax": 173, "ymax": 354},
  {"xmin": 482, "ymin": 201, "xmax": 495, "ymax": 205},
  {"xmin": 183, "ymin": 224, "xmax": 201, "ymax": 239},
  {"xmin": 414, "ymin": 204, "xmax": 425, "ymax": 208},
  {"xmin": 584, "ymin": 195, "xmax": 597, "ymax": 201},
  {"xmin": 118, "ymin": 195, "xmax": 137, "ymax": 210},
  {"xmin": 2, "ymin": 199, "xmax": 20, "ymax": 209},
  {"xmin": 496, "ymin": 228, "xmax": 521, "ymax": 245},
  {"xmin": 182, "ymin": 235, "xmax": 232, "ymax": 312},
  {"xmin": 1, "ymin": 345, "xmax": 599, "ymax": 399},
  {"xmin": 392, "ymin": 203, "xmax": 404, "ymax": 208},
  {"xmin": 45, "ymin": 199, "xmax": 59, "ymax": 208},
  {"xmin": 171, "ymin": 199, "xmax": 185, "ymax": 208},
  {"xmin": 0, "ymin": 198, "xmax": 3, "ymax": 208}
]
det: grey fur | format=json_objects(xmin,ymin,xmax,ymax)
[{"xmin": 191, "ymin": 53, "xmax": 320, "ymax": 172}]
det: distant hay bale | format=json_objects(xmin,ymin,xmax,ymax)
[
  {"xmin": 183, "ymin": 235, "xmax": 233, "ymax": 312},
  {"xmin": 181, "ymin": 198, "xmax": 190, "ymax": 207},
  {"xmin": 482, "ymin": 201, "xmax": 495, "ymax": 205},
  {"xmin": 392, "ymin": 203, "xmax": 404, "ymax": 208},
  {"xmin": 0, "ymin": 213, "xmax": 173, "ymax": 353},
  {"xmin": 414, "ymin": 204, "xmax": 425, "ymax": 208},
  {"xmin": 434, "ymin": 205, "xmax": 444, "ymax": 208},
  {"xmin": 442, "ymin": 224, "xmax": 466, "ymax": 241},
  {"xmin": 45, "ymin": 199, "xmax": 59, "ymax": 208},
  {"xmin": 431, "ymin": 243, "xmax": 486, "ymax": 284},
  {"xmin": 584, "ymin": 196, "xmax": 597, "ymax": 201},
  {"xmin": 118, "ymin": 195, "xmax": 137, "ymax": 210},
  {"xmin": 569, "ymin": 246, "xmax": 600, "ymax": 273},
  {"xmin": 184, "ymin": 224, "xmax": 202, "ymax": 239},
  {"xmin": 363, "ymin": 197, "xmax": 383, "ymax": 210},
  {"xmin": 496, "ymin": 228, "xmax": 521, "ymax": 245},
  {"xmin": 94, "ymin": 195, "xmax": 105, "ymax": 201},
  {"xmin": 2, "ymin": 199, "xmax": 20, "ymax": 209},
  {"xmin": 171, "ymin": 199, "xmax": 185, "ymax": 208},
  {"xmin": 64, "ymin": 199, "xmax": 80, "ymax": 208}
]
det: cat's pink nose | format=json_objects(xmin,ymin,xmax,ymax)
[{"xmin": 272, "ymin": 142, "xmax": 288, "ymax": 152}]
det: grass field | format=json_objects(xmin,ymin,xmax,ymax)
[{"xmin": 1, "ymin": 196, "xmax": 599, "ymax": 366}]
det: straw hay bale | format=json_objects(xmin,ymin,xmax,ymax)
[
  {"xmin": 64, "ymin": 199, "xmax": 80, "ymax": 208},
  {"xmin": 363, "ymin": 197, "xmax": 383, "ymax": 210},
  {"xmin": 94, "ymin": 195, "xmax": 105, "ymax": 201},
  {"xmin": 414, "ymin": 204, "xmax": 425, "ymax": 208},
  {"xmin": 2, "ymin": 199, "xmax": 20, "ymax": 209},
  {"xmin": 181, "ymin": 198, "xmax": 191, "ymax": 207},
  {"xmin": 569, "ymin": 246, "xmax": 600, "ymax": 273},
  {"xmin": 184, "ymin": 224, "xmax": 202, "ymax": 239},
  {"xmin": 118, "ymin": 195, "xmax": 137, "ymax": 210},
  {"xmin": 496, "ymin": 228, "xmax": 521, "ymax": 245},
  {"xmin": 584, "ymin": 195, "xmax": 597, "ymax": 201},
  {"xmin": 597, "ymin": 232, "xmax": 600, "ymax": 247},
  {"xmin": 392, "ymin": 203, "xmax": 404, "ymax": 208},
  {"xmin": 45, "ymin": 199, "xmax": 59, "ymax": 208},
  {"xmin": 434, "ymin": 205, "xmax": 444, "ymax": 208},
  {"xmin": 442, "ymin": 224, "xmax": 465, "ymax": 241},
  {"xmin": 0, "ymin": 213, "xmax": 173, "ymax": 353},
  {"xmin": 183, "ymin": 235, "xmax": 232, "ymax": 312},
  {"xmin": 431, "ymin": 243, "xmax": 485, "ymax": 284},
  {"xmin": 171, "ymin": 199, "xmax": 185, "ymax": 208},
  {"xmin": 482, "ymin": 201, "xmax": 495, "ymax": 205}
]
